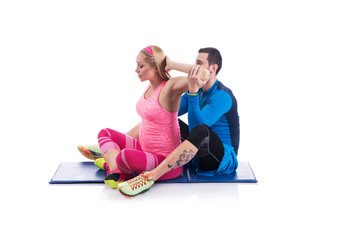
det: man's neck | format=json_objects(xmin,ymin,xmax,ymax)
[{"xmin": 202, "ymin": 75, "xmax": 217, "ymax": 92}]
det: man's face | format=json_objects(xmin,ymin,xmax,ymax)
[{"xmin": 196, "ymin": 53, "xmax": 210, "ymax": 69}]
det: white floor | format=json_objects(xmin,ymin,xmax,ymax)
[
  {"xmin": 2, "ymin": 146, "xmax": 359, "ymax": 240},
  {"xmin": 1, "ymin": 1, "xmax": 360, "ymax": 239}
]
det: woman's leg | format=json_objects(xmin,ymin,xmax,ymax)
[
  {"xmin": 118, "ymin": 124, "xmax": 224, "ymax": 197},
  {"xmin": 97, "ymin": 128, "xmax": 142, "ymax": 188},
  {"xmin": 98, "ymin": 128, "xmax": 141, "ymax": 153},
  {"xmin": 150, "ymin": 124, "xmax": 224, "ymax": 180},
  {"xmin": 116, "ymin": 149, "xmax": 183, "ymax": 181},
  {"xmin": 98, "ymin": 128, "xmax": 141, "ymax": 171}
]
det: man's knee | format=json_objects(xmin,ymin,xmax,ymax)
[
  {"xmin": 187, "ymin": 124, "xmax": 210, "ymax": 148},
  {"xmin": 191, "ymin": 124, "xmax": 209, "ymax": 136}
]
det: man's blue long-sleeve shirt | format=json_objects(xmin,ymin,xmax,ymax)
[{"xmin": 178, "ymin": 80, "xmax": 240, "ymax": 154}]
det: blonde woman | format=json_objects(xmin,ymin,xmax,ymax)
[{"xmin": 97, "ymin": 46, "xmax": 209, "ymax": 188}]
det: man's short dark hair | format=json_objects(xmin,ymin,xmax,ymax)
[{"xmin": 198, "ymin": 47, "xmax": 222, "ymax": 74}]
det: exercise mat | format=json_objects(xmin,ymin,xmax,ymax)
[{"xmin": 49, "ymin": 161, "xmax": 257, "ymax": 184}]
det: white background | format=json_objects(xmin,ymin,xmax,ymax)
[{"xmin": 1, "ymin": 0, "xmax": 359, "ymax": 239}]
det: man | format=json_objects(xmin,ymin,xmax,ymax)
[{"xmin": 117, "ymin": 47, "xmax": 240, "ymax": 198}]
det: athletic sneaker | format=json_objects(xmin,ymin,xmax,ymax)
[
  {"xmin": 104, "ymin": 169, "xmax": 124, "ymax": 189},
  {"xmin": 94, "ymin": 157, "xmax": 106, "ymax": 171},
  {"xmin": 117, "ymin": 172, "xmax": 154, "ymax": 198},
  {"xmin": 77, "ymin": 144, "xmax": 102, "ymax": 160}
]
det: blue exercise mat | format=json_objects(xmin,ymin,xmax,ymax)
[{"xmin": 49, "ymin": 161, "xmax": 257, "ymax": 184}]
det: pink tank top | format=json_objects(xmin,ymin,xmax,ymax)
[{"xmin": 136, "ymin": 81, "xmax": 181, "ymax": 157}]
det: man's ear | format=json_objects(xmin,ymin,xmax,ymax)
[{"xmin": 210, "ymin": 64, "xmax": 218, "ymax": 74}]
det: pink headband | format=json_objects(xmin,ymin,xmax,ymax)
[{"xmin": 144, "ymin": 46, "xmax": 153, "ymax": 55}]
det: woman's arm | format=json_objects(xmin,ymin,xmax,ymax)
[
  {"xmin": 166, "ymin": 60, "xmax": 192, "ymax": 74},
  {"xmin": 126, "ymin": 122, "xmax": 140, "ymax": 139},
  {"xmin": 166, "ymin": 58, "xmax": 210, "ymax": 81},
  {"xmin": 165, "ymin": 58, "xmax": 210, "ymax": 94},
  {"xmin": 159, "ymin": 58, "xmax": 211, "ymax": 113}
]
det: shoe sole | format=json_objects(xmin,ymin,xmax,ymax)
[
  {"xmin": 118, "ymin": 186, "xmax": 151, "ymax": 199},
  {"xmin": 78, "ymin": 146, "xmax": 101, "ymax": 160}
]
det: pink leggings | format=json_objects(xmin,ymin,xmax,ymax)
[{"xmin": 98, "ymin": 128, "xmax": 183, "ymax": 181}]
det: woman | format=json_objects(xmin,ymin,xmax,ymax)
[{"xmin": 97, "ymin": 45, "xmax": 209, "ymax": 188}]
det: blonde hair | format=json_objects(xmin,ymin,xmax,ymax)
[{"xmin": 140, "ymin": 45, "xmax": 171, "ymax": 80}]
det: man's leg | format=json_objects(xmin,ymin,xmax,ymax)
[
  {"xmin": 195, "ymin": 125, "xmax": 225, "ymax": 171},
  {"xmin": 178, "ymin": 118, "xmax": 189, "ymax": 142}
]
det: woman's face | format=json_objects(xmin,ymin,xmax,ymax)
[{"xmin": 135, "ymin": 53, "xmax": 157, "ymax": 82}]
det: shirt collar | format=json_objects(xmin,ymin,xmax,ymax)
[{"xmin": 200, "ymin": 79, "xmax": 219, "ymax": 95}]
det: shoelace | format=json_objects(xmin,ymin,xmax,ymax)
[{"xmin": 127, "ymin": 173, "xmax": 152, "ymax": 190}]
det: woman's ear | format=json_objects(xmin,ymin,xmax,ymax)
[{"xmin": 155, "ymin": 68, "xmax": 161, "ymax": 77}]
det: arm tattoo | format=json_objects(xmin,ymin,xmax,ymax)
[{"xmin": 168, "ymin": 149, "xmax": 195, "ymax": 171}]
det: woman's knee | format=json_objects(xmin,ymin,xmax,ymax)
[
  {"xmin": 98, "ymin": 128, "xmax": 121, "ymax": 154},
  {"xmin": 98, "ymin": 128, "xmax": 111, "ymax": 139}
]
